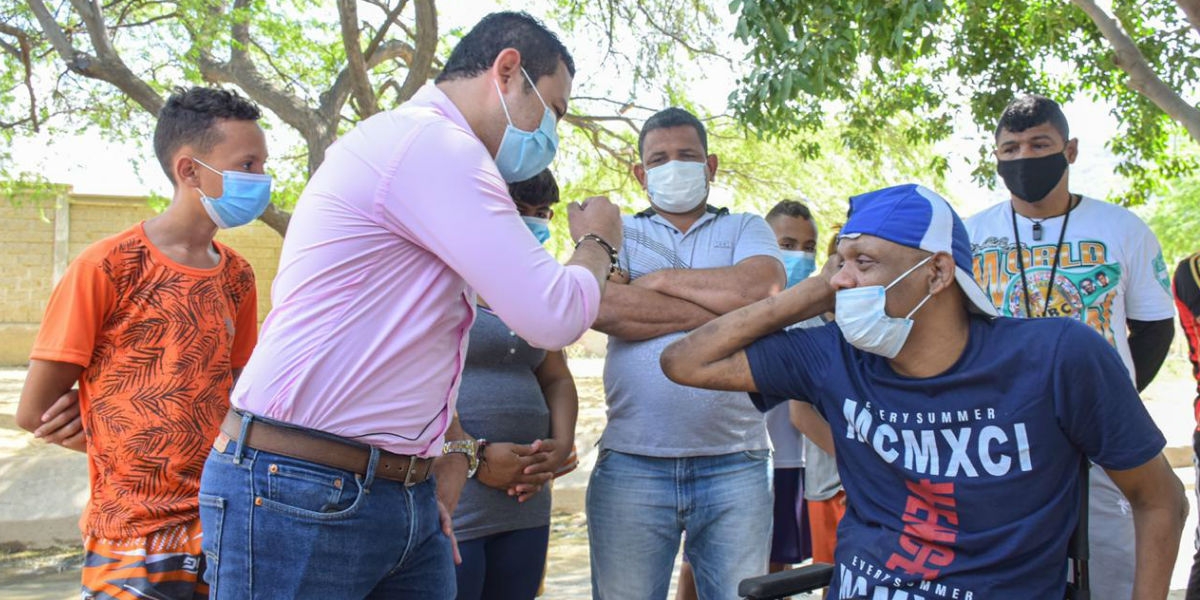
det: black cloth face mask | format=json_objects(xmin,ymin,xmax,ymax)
[{"xmin": 997, "ymin": 152, "xmax": 1068, "ymax": 203}]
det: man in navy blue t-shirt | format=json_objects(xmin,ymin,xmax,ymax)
[{"xmin": 660, "ymin": 184, "xmax": 1186, "ymax": 599}]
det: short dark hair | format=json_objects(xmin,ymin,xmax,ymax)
[
  {"xmin": 766, "ymin": 199, "xmax": 818, "ymax": 238},
  {"xmin": 638, "ymin": 107, "xmax": 708, "ymax": 158},
  {"xmin": 995, "ymin": 94, "xmax": 1070, "ymax": 142},
  {"xmin": 153, "ymin": 87, "xmax": 262, "ymax": 184},
  {"xmin": 435, "ymin": 12, "xmax": 575, "ymax": 88},
  {"xmin": 766, "ymin": 199, "xmax": 814, "ymax": 223},
  {"xmin": 507, "ymin": 169, "xmax": 560, "ymax": 208}
]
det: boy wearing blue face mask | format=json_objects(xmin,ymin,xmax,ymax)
[
  {"xmin": 662, "ymin": 183, "xmax": 1185, "ymax": 599},
  {"xmin": 17, "ymin": 86, "xmax": 268, "ymax": 599},
  {"xmin": 761, "ymin": 199, "xmax": 820, "ymax": 576}
]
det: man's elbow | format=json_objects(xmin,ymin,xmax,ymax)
[
  {"xmin": 522, "ymin": 323, "xmax": 588, "ymax": 352},
  {"xmin": 660, "ymin": 339, "xmax": 697, "ymax": 386},
  {"xmin": 1168, "ymin": 474, "xmax": 1189, "ymax": 526},
  {"xmin": 1129, "ymin": 460, "xmax": 1189, "ymax": 527}
]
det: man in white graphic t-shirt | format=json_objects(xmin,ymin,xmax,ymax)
[{"xmin": 965, "ymin": 94, "xmax": 1176, "ymax": 600}]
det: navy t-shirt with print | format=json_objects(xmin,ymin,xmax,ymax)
[{"xmin": 744, "ymin": 316, "xmax": 1164, "ymax": 599}]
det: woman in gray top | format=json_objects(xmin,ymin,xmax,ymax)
[{"xmin": 453, "ymin": 170, "xmax": 578, "ymax": 600}]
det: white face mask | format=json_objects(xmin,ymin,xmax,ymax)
[
  {"xmin": 645, "ymin": 160, "xmax": 709, "ymax": 213},
  {"xmin": 834, "ymin": 255, "xmax": 933, "ymax": 359}
]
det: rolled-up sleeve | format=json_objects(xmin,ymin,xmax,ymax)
[{"xmin": 375, "ymin": 121, "xmax": 600, "ymax": 350}]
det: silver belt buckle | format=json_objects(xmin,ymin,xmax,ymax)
[{"xmin": 404, "ymin": 455, "xmax": 421, "ymax": 487}]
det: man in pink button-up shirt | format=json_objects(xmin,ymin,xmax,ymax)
[{"xmin": 197, "ymin": 12, "xmax": 622, "ymax": 598}]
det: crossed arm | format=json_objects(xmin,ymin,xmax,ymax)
[
  {"xmin": 592, "ymin": 255, "xmax": 784, "ymax": 341},
  {"xmin": 17, "ymin": 359, "xmax": 85, "ymax": 452},
  {"xmin": 19, "ymin": 359, "xmax": 246, "ymax": 453}
]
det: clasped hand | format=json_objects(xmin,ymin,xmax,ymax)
[{"xmin": 475, "ymin": 439, "xmax": 568, "ymax": 503}]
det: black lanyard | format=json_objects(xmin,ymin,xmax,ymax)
[{"xmin": 1011, "ymin": 196, "xmax": 1076, "ymax": 318}]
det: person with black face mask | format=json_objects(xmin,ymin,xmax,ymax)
[{"xmin": 965, "ymin": 94, "xmax": 1178, "ymax": 600}]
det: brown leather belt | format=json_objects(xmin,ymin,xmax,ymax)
[{"xmin": 218, "ymin": 410, "xmax": 434, "ymax": 486}]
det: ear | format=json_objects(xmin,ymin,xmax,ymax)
[
  {"xmin": 705, "ymin": 154, "xmax": 719, "ymax": 181},
  {"xmin": 490, "ymin": 48, "xmax": 523, "ymax": 94},
  {"xmin": 928, "ymin": 252, "xmax": 957, "ymax": 295},
  {"xmin": 175, "ymin": 152, "xmax": 200, "ymax": 189},
  {"xmin": 1065, "ymin": 137, "xmax": 1079, "ymax": 164},
  {"xmin": 633, "ymin": 163, "xmax": 648, "ymax": 189},
  {"xmin": 546, "ymin": 207, "xmax": 555, "ymax": 221}
]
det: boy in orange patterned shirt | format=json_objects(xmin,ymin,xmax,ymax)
[{"xmin": 17, "ymin": 87, "xmax": 269, "ymax": 600}]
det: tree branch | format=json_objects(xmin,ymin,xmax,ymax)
[
  {"xmin": 394, "ymin": 0, "xmax": 436, "ymax": 103},
  {"xmin": 634, "ymin": 1, "xmax": 730, "ymax": 62},
  {"xmin": 257, "ymin": 202, "xmax": 291, "ymax": 236},
  {"xmin": 1071, "ymin": 0, "xmax": 1200, "ymax": 144},
  {"xmin": 0, "ymin": 21, "xmax": 24, "ymax": 57},
  {"xmin": 1175, "ymin": 0, "xmax": 1200, "ymax": 37},
  {"xmin": 364, "ymin": 0, "xmax": 408, "ymax": 58},
  {"xmin": 323, "ymin": 38, "xmax": 415, "ymax": 117},
  {"xmin": 197, "ymin": 0, "xmax": 332, "ymax": 174},
  {"xmin": 336, "ymin": 0, "xmax": 378, "ymax": 117},
  {"xmin": 0, "ymin": 21, "xmax": 38, "ymax": 130},
  {"xmin": 564, "ymin": 114, "xmax": 638, "ymax": 172},
  {"xmin": 28, "ymin": 0, "xmax": 163, "ymax": 115}
]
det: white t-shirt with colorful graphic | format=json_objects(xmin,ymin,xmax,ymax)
[{"xmin": 966, "ymin": 196, "xmax": 1175, "ymax": 382}]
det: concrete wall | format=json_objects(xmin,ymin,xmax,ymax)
[{"xmin": 0, "ymin": 189, "xmax": 282, "ymax": 365}]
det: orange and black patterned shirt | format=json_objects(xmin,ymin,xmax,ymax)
[
  {"xmin": 1174, "ymin": 252, "xmax": 1200, "ymax": 423},
  {"xmin": 31, "ymin": 222, "xmax": 257, "ymax": 539}
]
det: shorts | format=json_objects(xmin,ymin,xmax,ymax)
[
  {"xmin": 82, "ymin": 518, "xmax": 208, "ymax": 600},
  {"xmin": 807, "ymin": 490, "xmax": 847, "ymax": 564},
  {"xmin": 770, "ymin": 467, "xmax": 812, "ymax": 565}
]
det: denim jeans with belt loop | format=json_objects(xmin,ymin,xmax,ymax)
[{"xmin": 198, "ymin": 411, "xmax": 454, "ymax": 599}]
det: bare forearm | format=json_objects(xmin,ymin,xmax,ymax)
[
  {"xmin": 636, "ymin": 259, "xmax": 784, "ymax": 314},
  {"xmin": 17, "ymin": 360, "xmax": 82, "ymax": 433},
  {"xmin": 1131, "ymin": 503, "xmax": 1185, "ymax": 598},
  {"xmin": 593, "ymin": 283, "xmax": 718, "ymax": 341},
  {"xmin": 544, "ymin": 379, "xmax": 578, "ymax": 449},
  {"xmin": 790, "ymin": 401, "xmax": 835, "ymax": 456},
  {"xmin": 1107, "ymin": 456, "xmax": 1188, "ymax": 599},
  {"xmin": 661, "ymin": 276, "xmax": 834, "ymax": 390}
]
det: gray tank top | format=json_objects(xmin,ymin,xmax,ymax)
[{"xmin": 452, "ymin": 308, "xmax": 552, "ymax": 541}]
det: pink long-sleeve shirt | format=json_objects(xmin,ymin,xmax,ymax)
[{"xmin": 231, "ymin": 84, "xmax": 601, "ymax": 456}]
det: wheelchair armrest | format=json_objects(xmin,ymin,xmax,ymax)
[{"xmin": 737, "ymin": 563, "xmax": 835, "ymax": 600}]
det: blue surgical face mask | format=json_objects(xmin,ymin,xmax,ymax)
[
  {"xmin": 780, "ymin": 250, "xmax": 816, "ymax": 288},
  {"xmin": 522, "ymin": 216, "xmax": 552, "ymax": 245},
  {"xmin": 193, "ymin": 158, "xmax": 273, "ymax": 229},
  {"xmin": 834, "ymin": 255, "xmax": 932, "ymax": 359},
  {"xmin": 493, "ymin": 68, "xmax": 559, "ymax": 183}
]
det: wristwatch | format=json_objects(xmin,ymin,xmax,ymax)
[{"xmin": 442, "ymin": 438, "xmax": 484, "ymax": 478}]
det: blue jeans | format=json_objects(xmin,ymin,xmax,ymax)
[
  {"xmin": 197, "ymin": 416, "xmax": 454, "ymax": 599},
  {"xmin": 455, "ymin": 526, "xmax": 550, "ymax": 600},
  {"xmin": 586, "ymin": 449, "xmax": 772, "ymax": 600}
]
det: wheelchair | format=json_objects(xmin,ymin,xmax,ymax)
[{"xmin": 739, "ymin": 457, "xmax": 1092, "ymax": 600}]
